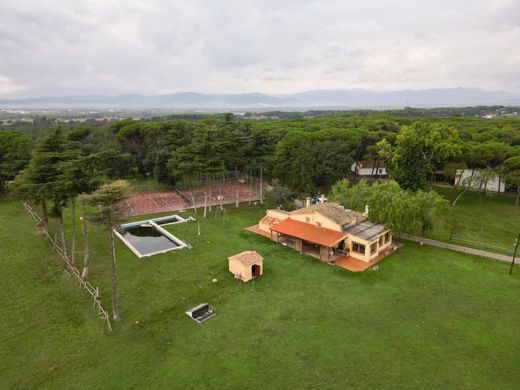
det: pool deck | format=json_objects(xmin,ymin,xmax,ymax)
[{"xmin": 334, "ymin": 252, "xmax": 388, "ymax": 272}]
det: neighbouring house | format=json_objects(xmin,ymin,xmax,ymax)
[
  {"xmin": 351, "ymin": 161, "xmax": 388, "ymax": 177},
  {"xmin": 228, "ymin": 251, "xmax": 263, "ymax": 282},
  {"xmin": 258, "ymin": 203, "xmax": 392, "ymax": 263},
  {"xmin": 455, "ymin": 169, "xmax": 506, "ymax": 193}
]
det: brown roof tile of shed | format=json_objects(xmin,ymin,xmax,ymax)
[{"xmin": 228, "ymin": 251, "xmax": 263, "ymax": 266}]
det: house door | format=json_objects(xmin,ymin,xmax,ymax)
[{"xmin": 252, "ymin": 264, "xmax": 261, "ymax": 277}]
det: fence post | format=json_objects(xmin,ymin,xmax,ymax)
[{"xmin": 21, "ymin": 202, "xmax": 112, "ymax": 333}]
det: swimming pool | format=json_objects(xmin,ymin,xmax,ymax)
[
  {"xmin": 114, "ymin": 215, "xmax": 189, "ymax": 258},
  {"xmin": 151, "ymin": 215, "xmax": 187, "ymax": 226}
]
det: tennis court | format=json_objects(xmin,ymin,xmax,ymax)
[{"xmin": 123, "ymin": 184, "xmax": 260, "ymax": 216}]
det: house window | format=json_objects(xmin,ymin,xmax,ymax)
[
  {"xmin": 378, "ymin": 168, "xmax": 383, "ymax": 174},
  {"xmin": 384, "ymin": 232, "xmax": 391, "ymax": 243},
  {"xmin": 352, "ymin": 242, "xmax": 365, "ymax": 254},
  {"xmin": 370, "ymin": 242, "xmax": 377, "ymax": 255},
  {"xmin": 379, "ymin": 236, "xmax": 384, "ymax": 246}
]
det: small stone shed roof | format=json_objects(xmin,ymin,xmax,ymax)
[{"xmin": 228, "ymin": 251, "xmax": 263, "ymax": 266}]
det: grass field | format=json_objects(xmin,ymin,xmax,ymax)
[
  {"xmin": 431, "ymin": 186, "xmax": 520, "ymax": 254},
  {"xmin": 2, "ymin": 198, "xmax": 520, "ymax": 389}
]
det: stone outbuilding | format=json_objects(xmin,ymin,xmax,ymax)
[{"xmin": 228, "ymin": 251, "xmax": 263, "ymax": 282}]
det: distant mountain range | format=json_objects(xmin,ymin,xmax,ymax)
[{"xmin": 1, "ymin": 88, "xmax": 519, "ymax": 109}]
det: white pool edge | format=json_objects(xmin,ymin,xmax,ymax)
[{"xmin": 115, "ymin": 215, "xmax": 189, "ymax": 258}]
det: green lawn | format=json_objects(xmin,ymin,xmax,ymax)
[
  {"xmin": 2, "ymin": 198, "xmax": 520, "ymax": 389},
  {"xmin": 431, "ymin": 186, "xmax": 520, "ymax": 254}
]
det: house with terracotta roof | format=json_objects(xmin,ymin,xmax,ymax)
[{"xmin": 258, "ymin": 203, "xmax": 392, "ymax": 263}]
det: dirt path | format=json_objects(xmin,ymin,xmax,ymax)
[{"xmin": 398, "ymin": 233, "xmax": 515, "ymax": 263}]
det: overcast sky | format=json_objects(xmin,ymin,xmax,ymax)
[{"xmin": 0, "ymin": 0, "xmax": 519, "ymax": 97}]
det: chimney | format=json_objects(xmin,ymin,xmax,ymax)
[
  {"xmin": 363, "ymin": 204, "xmax": 369, "ymax": 216},
  {"xmin": 305, "ymin": 197, "xmax": 311, "ymax": 208}
]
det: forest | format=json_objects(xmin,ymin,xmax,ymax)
[
  {"xmin": 2, "ymin": 109, "xmax": 519, "ymax": 199},
  {"xmin": 2, "ymin": 109, "xmax": 519, "ymax": 258}
]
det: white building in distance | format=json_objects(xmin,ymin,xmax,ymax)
[
  {"xmin": 456, "ymin": 169, "xmax": 506, "ymax": 193},
  {"xmin": 351, "ymin": 161, "xmax": 388, "ymax": 178}
]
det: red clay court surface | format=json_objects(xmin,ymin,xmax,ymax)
[{"xmin": 124, "ymin": 184, "xmax": 260, "ymax": 216}]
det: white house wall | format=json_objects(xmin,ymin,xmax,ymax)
[{"xmin": 456, "ymin": 169, "xmax": 506, "ymax": 193}]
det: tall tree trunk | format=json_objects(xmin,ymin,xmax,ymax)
[
  {"xmin": 70, "ymin": 198, "xmax": 77, "ymax": 265},
  {"xmin": 236, "ymin": 188, "xmax": 239, "ymax": 207},
  {"xmin": 466, "ymin": 169, "xmax": 475, "ymax": 190},
  {"xmin": 218, "ymin": 185, "xmax": 224, "ymax": 211},
  {"xmin": 40, "ymin": 200, "xmax": 49, "ymax": 233},
  {"xmin": 81, "ymin": 200, "xmax": 90, "ymax": 279},
  {"xmin": 249, "ymin": 172, "xmax": 253, "ymax": 205},
  {"xmin": 516, "ymin": 188, "xmax": 520, "ymax": 206},
  {"xmin": 259, "ymin": 164, "xmax": 263, "ymax": 204},
  {"xmin": 203, "ymin": 176, "xmax": 208, "ymax": 218},
  {"xmin": 54, "ymin": 217, "xmax": 59, "ymax": 244},
  {"xmin": 109, "ymin": 229, "xmax": 120, "ymax": 321},
  {"xmin": 208, "ymin": 177, "xmax": 212, "ymax": 212},
  {"xmin": 59, "ymin": 215, "xmax": 69, "ymax": 258},
  {"xmin": 188, "ymin": 176, "xmax": 197, "ymax": 214},
  {"xmin": 455, "ymin": 170, "xmax": 463, "ymax": 187}
]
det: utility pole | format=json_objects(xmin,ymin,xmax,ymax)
[{"xmin": 510, "ymin": 232, "xmax": 520, "ymax": 275}]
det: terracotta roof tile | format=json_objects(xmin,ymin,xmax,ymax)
[{"xmin": 270, "ymin": 218, "xmax": 347, "ymax": 247}]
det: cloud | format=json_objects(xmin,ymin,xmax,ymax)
[
  {"xmin": 0, "ymin": 0, "xmax": 519, "ymax": 97},
  {"xmin": 0, "ymin": 75, "xmax": 26, "ymax": 95}
]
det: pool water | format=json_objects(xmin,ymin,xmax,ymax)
[{"xmin": 120, "ymin": 224, "xmax": 181, "ymax": 256}]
